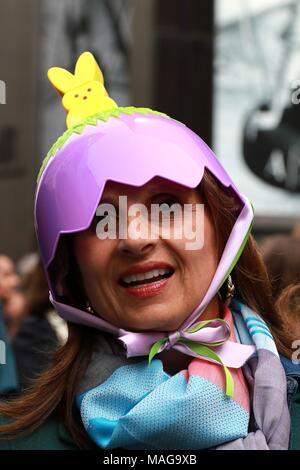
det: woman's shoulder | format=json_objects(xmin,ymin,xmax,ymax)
[{"xmin": 0, "ymin": 413, "xmax": 79, "ymax": 450}]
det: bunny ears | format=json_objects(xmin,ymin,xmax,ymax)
[
  {"xmin": 48, "ymin": 51, "xmax": 118, "ymax": 128},
  {"xmin": 48, "ymin": 51, "xmax": 104, "ymax": 94}
]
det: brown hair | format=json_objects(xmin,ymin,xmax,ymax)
[
  {"xmin": 260, "ymin": 235, "xmax": 300, "ymax": 300},
  {"xmin": 0, "ymin": 170, "xmax": 293, "ymax": 448},
  {"xmin": 274, "ymin": 283, "xmax": 300, "ymax": 355},
  {"xmin": 23, "ymin": 259, "xmax": 53, "ymax": 316}
]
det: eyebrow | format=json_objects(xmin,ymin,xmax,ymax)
[
  {"xmin": 99, "ymin": 196, "xmax": 118, "ymax": 205},
  {"xmin": 147, "ymin": 183, "xmax": 184, "ymax": 195},
  {"xmin": 100, "ymin": 182, "xmax": 185, "ymax": 205}
]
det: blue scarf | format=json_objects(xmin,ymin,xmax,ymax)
[{"xmin": 76, "ymin": 299, "xmax": 290, "ymax": 450}]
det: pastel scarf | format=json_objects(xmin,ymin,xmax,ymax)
[{"xmin": 76, "ymin": 299, "xmax": 290, "ymax": 450}]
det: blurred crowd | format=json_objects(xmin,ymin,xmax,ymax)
[
  {"xmin": 0, "ymin": 225, "xmax": 299, "ymax": 397},
  {"xmin": 260, "ymin": 224, "xmax": 300, "ymax": 355},
  {"xmin": 0, "ymin": 252, "xmax": 67, "ymax": 396}
]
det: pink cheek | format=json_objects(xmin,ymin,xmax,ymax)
[
  {"xmin": 81, "ymin": 237, "xmax": 116, "ymax": 265},
  {"xmin": 169, "ymin": 238, "xmax": 186, "ymax": 250}
]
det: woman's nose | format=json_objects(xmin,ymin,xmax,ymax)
[{"xmin": 117, "ymin": 233, "xmax": 157, "ymax": 257}]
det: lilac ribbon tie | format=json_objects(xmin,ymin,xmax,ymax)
[
  {"xmin": 119, "ymin": 318, "xmax": 256, "ymax": 397},
  {"xmin": 119, "ymin": 318, "xmax": 255, "ymax": 367},
  {"xmin": 50, "ymin": 296, "xmax": 255, "ymax": 396}
]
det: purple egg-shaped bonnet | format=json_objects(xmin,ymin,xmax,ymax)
[{"xmin": 34, "ymin": 52, "xmax": 254, "ymax": 341}]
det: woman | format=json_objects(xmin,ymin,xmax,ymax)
[
  {"xmin": 0, "ymin": 255, "xmax": 24, "ymax": 340},
  {"xmin": 0, "ymin": 52, "xmax": 295, "ymax": 450}
]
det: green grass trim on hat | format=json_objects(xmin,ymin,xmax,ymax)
[{"xmin": 37, "ymin": 107, "xmax": 170, "ymax": 182}]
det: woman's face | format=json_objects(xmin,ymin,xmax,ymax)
[
  {"xmin": 73, "ymin": 177, "xmax": 220, "ymax": 331},
  {"xmin": 0, "ymin": 256, "xmax": 21, "ymax": 301}
]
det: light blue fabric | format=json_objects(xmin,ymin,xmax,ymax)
[
  {"xmin": 78, "ymin": 360, "xmax": 249, "ymax": 450},
  {"xmin": 77, "ymin": 298, "xmax": 289, "ymax": 450},
  {"xmin": 232, "ymin": 310, "xmax": 253, "ymax": 346},
  {"xmin": 230, "ymin": 299, "xmax": 278, "ymax": 356}
]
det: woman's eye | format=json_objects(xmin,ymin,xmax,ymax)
[
  {"xmin": 153, "ymin": 196, "xmax": 181, "ymax": 209},
  {"xmin": 149, "ymin": 196, "xmax": 183, "ymax": 225},
  {"xmin": 92, "ymin": 210, "xmax": 119, "ymax": 225},
  {"xmin": 159, "ymin": 203, "xmax": 177, "ymax": 214}
]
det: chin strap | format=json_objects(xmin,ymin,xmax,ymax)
[
  {"xmin": 148, "ymin": 318, "xmax": 236, "ymax": 397},
  {"xmin": 119, "ymin": 317, "xmax": 255, "ymax": 398},
  {"xmin": 50, "ymin": 294, "xmax": 255, "ymax": 397}
]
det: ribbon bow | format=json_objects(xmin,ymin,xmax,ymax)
[
  {"xmin": 49, "ymin": 295, "xmax": 255, "ymax": 397},
  {"xmin": 119, "ymin": 318, "xmax": 255, "ymax": 398}
]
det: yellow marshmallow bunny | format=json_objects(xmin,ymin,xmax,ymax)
[{"xmin": 48, "ymin": 51, "xmax": 118, "ymax": 128}]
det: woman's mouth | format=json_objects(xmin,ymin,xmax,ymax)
[{"xmin": 119, "ymin": 268, "xmax": 175, "ymax": 298}]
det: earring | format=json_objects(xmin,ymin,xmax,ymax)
[
  {"xmin": 86, "ymin": 302, "xmax": 95, "ymax": 315},
  {"xmin": 224, "ymin": 275, "xmax": 235, "ymax": 305}
]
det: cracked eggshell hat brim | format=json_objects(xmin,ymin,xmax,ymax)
[{"xmin": 35, "ymin": 108, "xmax": 254, "ymax": 334}]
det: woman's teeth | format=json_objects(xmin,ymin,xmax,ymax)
[{"xmin": 121, "ymin": 268, "xmax": 173, "ymax": 287}]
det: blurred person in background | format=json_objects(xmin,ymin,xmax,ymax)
[
  {"xmin": 260, "ymin": 230, "xmax": 300, "ymax": 451},
  {"xmin": 260, "ymin": 231, "xmax": 300, "ymax": 302},
  {"xmin": 1, "ymin": 253, "xmax": 67, "ymax": 393},
  {"xmin": 4, "ymin": 293, "xmax": 27, "ymax": 339},
  {"xmin": 0, "ymin": 256, "xmax": 19, "ymax": 396},
  {"xmin": 0, "ymin": 256, "xmax": 21, "ymax": 301},
  {"xmin": 11, "ymin": 256, "xmax": 67, "ymax": 391},
  {"xmin": 275, "ymin": 284, "xmax": 300, "ymax": 452},
  {"xmin": 0, "ymin": 255, "xmax": 24, "ymax": 338}
]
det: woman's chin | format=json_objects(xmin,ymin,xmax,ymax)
[{"xmin": 121, "ymin": 311, "xmax": 184, "ymax": 332}]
